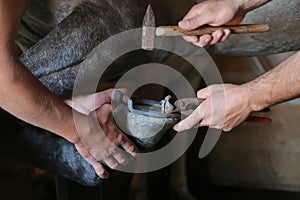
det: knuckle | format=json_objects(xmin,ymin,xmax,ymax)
[
  {"xmin": 110, "ymin": 163, "xmax": 118, "ymax": 170},
  {"xmin": 180, "ymin": 123, "xmax": 190, "ymax": 131},
  {"xmin": 188, "ymin": 17, "xmax": 199, "ymax": 26},
  {"xmin": 209, "ymin": 84, "xmax": 218, "ymax": 91},
  {"xmin": 129, "ymin": 146, "xmax": 135, "ymax": 152},
  {"xmin": 100, "ymin": 103, "xmax": 111, "ymax": 113},
  {"xmin": 197, "ymin": 41, "xmax": 206, "ymax": 47},
  {"xmin": 200, "ymin": 35, "xmax": 210, "ymax": 42},
  {"xmin": 117, "ymin": 134, "xmax": 125, "ymax": 144},
  {"xmin": 118, "ymin": 157, "xmax": 126, "ymax": 164},
  {"xmin": 215, "ymin": 125, "xmax": 223, "ymax": 130},
  {"xmin": 200, "ymin": 119, "xmax": 209, "ymax": 127},
  {"xmin": 94, "ymin": 164, "xmax": 105, "ymax": 174},
  {"xmin": 190, "ymin": 5, "xmax": 199, "ymax": 13}
]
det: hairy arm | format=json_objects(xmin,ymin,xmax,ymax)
[
  {"xmin": 174, "ymin": 52, "xmax": 300, "ymax": 132},
  {"xmin": 245, "ymin": 52, "xmax": 300, "ymax": 111},
  {"xmin": 238, "ymin": 0, "xmax": 271, "ymax": 12},
  {"xmin": 0, "ymin": 0, "xmax": 138, "ymax": 178},
  {"xmin": 0, "ymin": 0, "xmax": 77, "ymax": 142}
]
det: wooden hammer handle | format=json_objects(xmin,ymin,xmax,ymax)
[{"xmin": 156, "ymin": 24, "xmax": 270, "ymax": 36}]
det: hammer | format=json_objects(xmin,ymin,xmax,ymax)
[{"xmin": 142, "ymin": 5, "xmax": 270, "ymax": 50}]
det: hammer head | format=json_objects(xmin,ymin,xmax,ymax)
[{"xmin": 142, "ymin": 4, "xmax": 156, "ymax": 50}]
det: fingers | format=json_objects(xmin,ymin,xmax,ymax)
[
  {"xmin": 101, "ymin": 135, "xmax": 137, "ymax": 170},
  {"xmin": 174, "ymin": 87, "xmax": 210, "ymax": 132},
  {"xmin": 113, "ymin": 151, "xmax": 128, "ymax": 165},
  {"xmin": 68, "ymin": 88, "xmax": 130, "ymax": 115},
  {"xmin": 75, "ymin": 141, "xmax": 109, "ymax": 178},
  {"xmin": 198, "ymin": 84, "xmax": 225, "ymax": 98},
  {"xmin": 119, "ymin": 134, "xmax": 139, "ymax": 156},
  {"xmin": 96, "ymin": 102, "xmax": 138, "ymax": 155},
  {"xmin": 174, "ymin": 85, "xmax": 224, "ymax": 132},
  {"xmin": 182, "ymin": 29, "xmax": 231, "ymax": 47},
  {"xmin": 210, "ymin": 30, "xmax": 224, "ymax": 45},
  {"xmin": 179, "ymin": 1, "xmax": 235, "ymax": 47},
  {"xmin": 197, "ymin": 87, "xmax": 210, "ymax": 99},
  {"xmin": 103, "ymin": 156, "xmax": 119, "ymax": 170},
  {"xmin": 174, "ymin": 84, "xmax": 257, "ymax": 132},
  {"xmin": 179, "ymin": 11, "xmax": 214, "ymax": 31},
  {"xmin": 91, "ymin": 161, "xmax": 109, "ymax": 179},
  {"xmin": 183, "ymin": 35, "xmax": 198, "ymax": 43},
  {"xmin": 173, "ymin": 106, "xmax": 204, "ymax": 132},
  {"xmin": 221, "ymin": 29, "xmax": 231, "ymax": 42},
  {"xmin": 65, "ymin": 92, "xmax": 111, "ymax": 115},
  {"xmin": 94, "ymin": 92, "xmax": 111, "ymax": 110},
  {"xmin": 194, "ymin": 34, "xmax": 212, "ymax": 47},
  {"xmin": 207, "ymin": 29, "xmax": 231, "ymax": 45}
]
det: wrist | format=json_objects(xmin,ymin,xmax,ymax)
[
  {"xmin": 63, "ymin": 110, "xmax": 99, "ymax": 145},
  {"xmin": 54, "ymin": 106, "xmax": 81, "ymax": 144},
  {"xmin": 241, "ymin": 82, "xmax": 270, "ymax": 112},
  {"xmin": 236, "ymin": 0, "xmax": 270, "ymax": 12}
]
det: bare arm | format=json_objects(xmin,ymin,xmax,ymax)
[
  {"xmin": 0, "ymin": 0, "xmax": 77, "ymax": 142},
  {"xmin": 174, "ymin": 51, "xmax": 300, "ymax": 132},
  {"xmin": 0, "ymin": 0, "xmax": 138, "ymax": 178},
  {"xmin": 174, "ymin": 0, "xmax": 300, "ymax": 132},
  {"xmin": 239, "ymin": 0, "xmax": 271, "ymax": 12},
  {"xmin": 245, "ymin": 51, "xmax": 300, "ymax": 111}
]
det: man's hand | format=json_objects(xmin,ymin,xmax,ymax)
[
  {"xmin": 178, "ymin": 0, "xmax": 245, "ymax": 47},
  {"xmin": 174, "ymin": 51, "xmax": 300, "ymax": 132},
  {"xmin": 66, "ymin": 89, "xmax": 138, "ymax": 179},
  {"xmin": 173, "ymin": 84, "xmax": 254, "ymax": 132},
  {"xmin": 178, "ymin": 0, "xmax": 270, "ymax": 47}
]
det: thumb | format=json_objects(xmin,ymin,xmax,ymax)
[
  {"xmin": 179, "ymin": 10, "xmax": 215, "ymax": 30},
  {"xmin": 65, "ymin": 99, "xmax": 92, "ymax": 115},
  {"xmin": 179, "ymin": 15, "xmax": 206, "ymax": 30},
  {"xmin": 173, "ymin": 107, "xmax": 203, "ymax": 132},
  {"xmin": 94, "ymin": 92, "xmax": 111, "ymax": 109},
  {"xmin": 197, "ymin": 87, "xmax": 210, "ymax": 99}
]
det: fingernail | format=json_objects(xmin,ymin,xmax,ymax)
[
  {"xmin": 120, "ymin": 158, "xmax": 128, "ymax": 165},
  {"xmin": 99, "ymin": 173, "xmax": 109, "ymax": 179},
  {"xmin": 128, "ymin": 147, "xmax": 138, "ymax": 156},
  {"xmin": 197, "ymin": 43, "xmax": 204, "ymax": 48},
  {"xmin": 129, "ymin": 146, "xmax": 135, "ymax": 153},
  {"xmin": 111, "ymin": 163, "xmax": 118, "ymax": 170},
  {"xmin": 179, "ymin": 20, "xmax": 189, "ymax": 28},
  {"xmin": 104, "ymin": 175, "xmax": 109, "ymax": 179},
  {"xmin": 173, "ymin": 124, "xmax": 179, "ymax": 132},
  {"xmin": 217, "ymin": 32, "xmax": 223, "ymax": 40},
  {"xmin": 103, "ymin": 172, "xmax": 110, "ymax": 179},
  {"xmin": 199, "ymin": 38, "xmax": 210, "ymax": 47}
]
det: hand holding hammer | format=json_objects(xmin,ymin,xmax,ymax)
[{"xmin": 142, "ymin": 5, "xmax": 269, "ymax": 50}]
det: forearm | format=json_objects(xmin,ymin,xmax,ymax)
[
  {"xmin": 244, "ymin": 51, "xmax": 300, "ymax": 111},
  {"xmin": 0, "ymin": 0, "xmax": 79, "ymax": 142},
  {"xmin": 237, "ymin": 0, "xmax": 271, "ymax": 12},
  {"xmin": 0, "ymin": 54, "xmax": 78, "ymax": 142}
]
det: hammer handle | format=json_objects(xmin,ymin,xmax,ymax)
[{"xmin": 156, "ymin": 24, "xmax": 269, "ymax": 36}]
